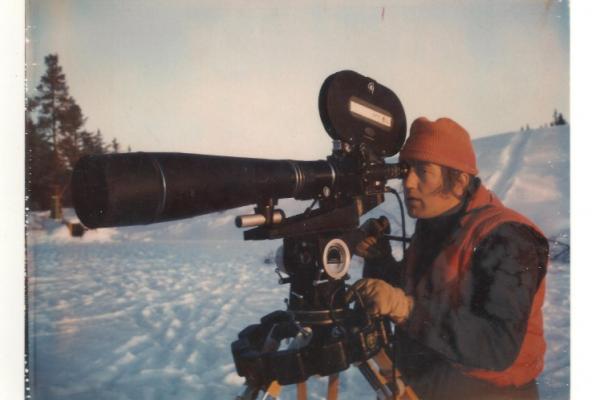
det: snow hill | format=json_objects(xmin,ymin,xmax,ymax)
[{"xmin": 27, "ymin": 125, "xmax": 570, "ymax": 399}]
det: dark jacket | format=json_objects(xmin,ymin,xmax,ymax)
[{"xmin": 364, "ymin": 183, "xmax": 549, "ymax": 400}]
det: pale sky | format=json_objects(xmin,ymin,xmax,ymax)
[{"xmin": 26, "ymin": 0, "xmax": 569, "ymax": 159}]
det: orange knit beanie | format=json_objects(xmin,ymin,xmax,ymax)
[{"xmin": 400, "ymin": 117, "xmax": 478, "ymax": 175}]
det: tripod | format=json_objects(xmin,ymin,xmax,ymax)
[
  {"xmin": 231, "ymin": 232, "xmax": 419, "ymax": 400},
  {"xmin": 236, "ymin": 345, "xmax": 419, "ymax": 400}
]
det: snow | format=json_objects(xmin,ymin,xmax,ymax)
[{"xmin": 27, "ymin": 125, "xmax": 570, "ymax": 399}]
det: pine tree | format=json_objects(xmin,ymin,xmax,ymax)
[
  {"xmin": 28, "ymin": 54, "xmax": 111, "ymax": 210},
  {"xmin": 34, "ymin": 55, "xmax": 70, "ymax": 160},
  {"xmin": 35, "ymin": 55, "xmax": 91, "ymax": 170},
  {"xmin": 80, "ymin": 129, "xmax": 106, "ymax": 155},
  {"xmin": 111, "ymin": 138, "xmax": 120, "ymax": 153},
  {"xmin": 26, "ymin": 97, "xmax": 55, "ymax": 210},
  {"xmin": 32, "ymin": 54, "xmax": 76, "ymax": 211},
  {"xmin": 57, "ymin": 102, "xmax": 87, "ymax": 169},
  {"xmin": 551, "ymin": 109, "xmax": 568, "ymax": 126}
]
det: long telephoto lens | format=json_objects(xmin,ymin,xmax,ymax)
[{"xmin": 71, "ymin": 152, "xmax": 334, "ymax": 228}]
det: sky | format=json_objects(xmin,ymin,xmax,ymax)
[{"xmin": 25, "ymin": 0, "xmax": 569, "ymax": 159}]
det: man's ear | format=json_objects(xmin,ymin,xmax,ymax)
[{"xmin": 452, "ymin": 173, "xmax": 470, "ymax": 198}]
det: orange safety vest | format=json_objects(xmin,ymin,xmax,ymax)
[{"xmin": 402, "ymin": 184, "xmax": 548, "ymax": 387}]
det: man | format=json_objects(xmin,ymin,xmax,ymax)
[{"xmin": 348, "ymin": 117, "xmax": 549, "ymax": 400}]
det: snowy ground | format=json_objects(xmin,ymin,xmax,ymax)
[{"xmin": 27, "ymin": 126, "xmax": 570, "ymax": 399}]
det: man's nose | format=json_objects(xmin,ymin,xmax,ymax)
[{"xmin": 403, "ymin": 168, "xmax": 418, "ymax": 190}]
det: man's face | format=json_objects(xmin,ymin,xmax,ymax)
[{"xmin": 402, "ymin": 160, "xmax": 461, "ymax": 219}]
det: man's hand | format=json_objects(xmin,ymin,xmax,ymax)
[
  {"xmin": 345, "ymin": 278, "xmax": 413, "ymax": 324},
  {"xmin": 354, "ymin": 218, "xmax": 392, "ymax": 260}
]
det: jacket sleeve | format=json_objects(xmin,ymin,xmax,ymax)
[{"xmin": 402, "ymin": 222, "xmax": 548, "ymax": 371}]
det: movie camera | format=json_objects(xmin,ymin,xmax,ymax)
[{"xmin": 72, "ymin": 70, "xmax": 415, "ymax": 399}]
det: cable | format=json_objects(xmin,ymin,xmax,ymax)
[
  {"xmin": 384, "ymin": 187, "xmax": 408, "ymax": 396},
  {"xmin": 391, "ymin": 328, "xmax": 399, "ymax": 396},
  {"xmin": 344, "ymin": 283, "xmax": 372, "ymax": 326},
  {"xmin": 386, "ymin": 187, "xmax": 408, "ymax": 253},
  {"xmin": 303, "ymin": 198, "xmax": 318, "ymax": 216},
  {"xmin": 329, "ymin": 285, "xmax": 347, "ymax": 335}
]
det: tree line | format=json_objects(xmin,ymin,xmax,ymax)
[
  {"xmin": 521, "ymin": 110, "xmax": 568, "ymax": 131},
  {"xmin": 26, "ymin": 54, "xmax": 125, "ymax": 211}
]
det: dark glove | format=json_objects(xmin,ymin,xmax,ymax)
[
  {"xmin": 354, "ymin": 217, "xmax": 392, "ymax": 260},
  {"xmin": 345, "ymin": 278, "xmax": 413, "ymax": 324}
]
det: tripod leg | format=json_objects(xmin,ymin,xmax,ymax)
[
  {"xmin": 356, "ymin": 359, "xmax": 395, "ymax": 399},
  {"xmin": 236, "ymin": 384, "xmax": 260, "ymax": 400},
  {"xmin": 327, "ymin": 373, "xmax": 339, "ymax": 400},
  {"xmin": 296, "ymin": 381, "xmax": 308, "ymax": 400},
  {"xmin": 404, "ymin": 387, "xmax": 419, "ymax": 400},
  {"xmin": 264, "ymin": 381, "xmax": 282, "ymax": 399},
  {"xmin": 236, "ymin": 381, "xmax": 283, "ymax": 400},
  {"xmin": 375, "ymin": 351, "xmax": 413, "ymax": 400},
  {"xmin": 356, "ymin": 349, "xmax": 419, "ymax": 400},
  {"xmin": 373, "ymin": 351, "xmax": 405, "ymax": 393}
]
